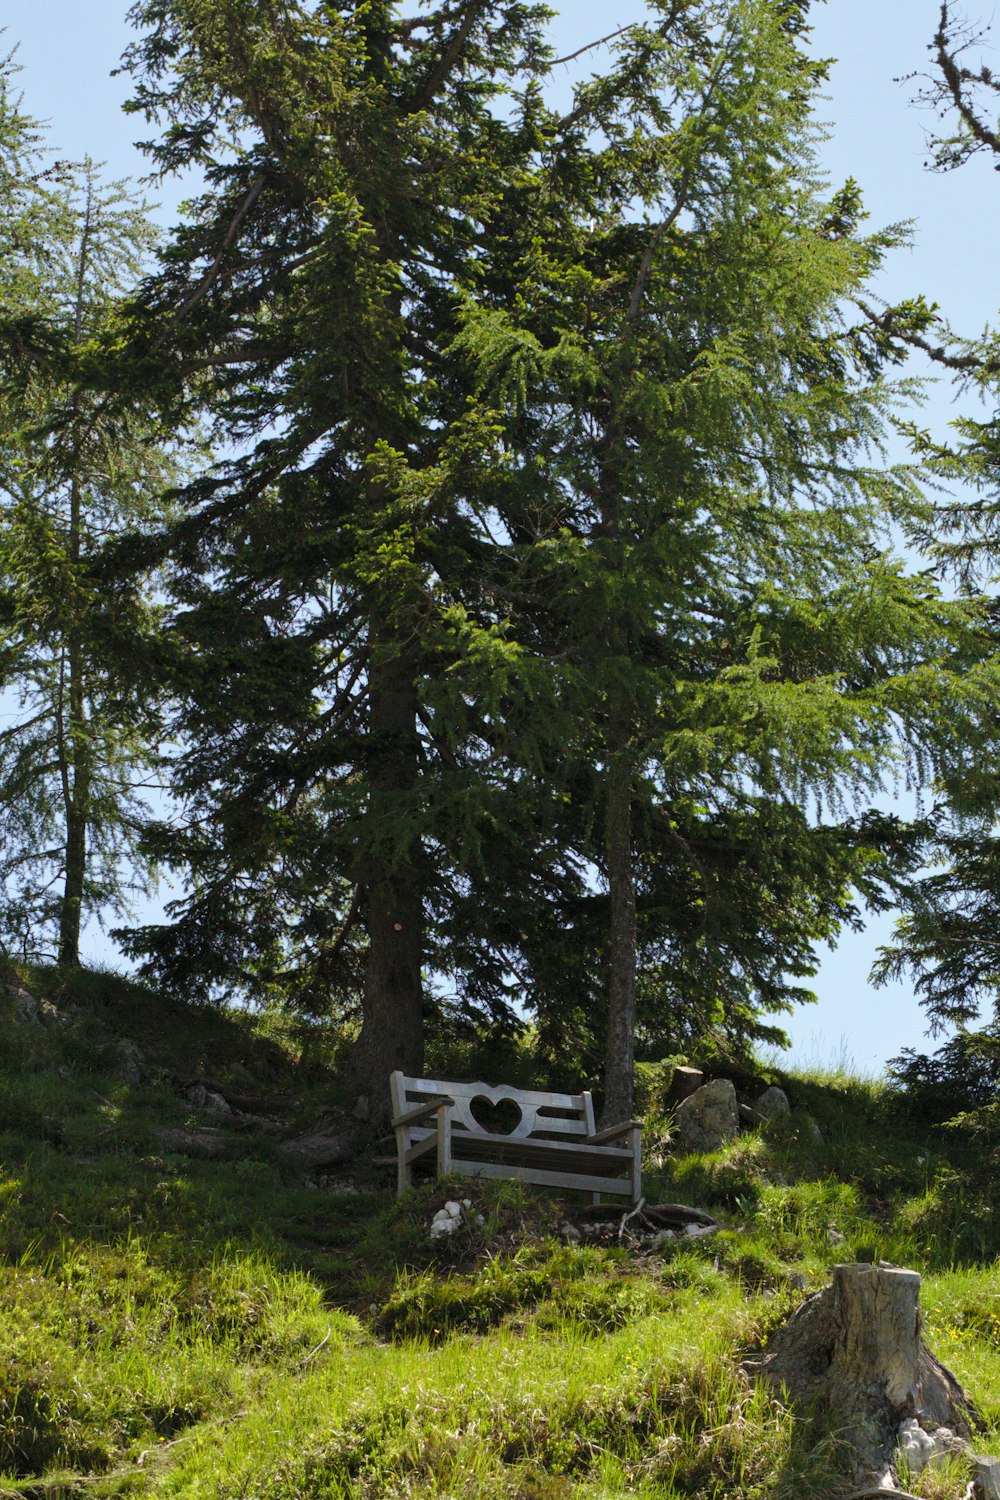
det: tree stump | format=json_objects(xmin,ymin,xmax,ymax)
[
  {"xmin": 748, "ymin": 1263, "xmax": 979, "ymax": 1489},
  {"xmin": 666, "ymin": 1064, "xmax": 704, "ymax": 1103}
]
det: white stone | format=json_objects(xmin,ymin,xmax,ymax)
[
  {"xmin": 685, "ymin": 1222, "xmax": 717, "ymax": 1238},
  {"xmin": 896, "ymin": 1418, "xmax": 964, "ymax": 1478}
]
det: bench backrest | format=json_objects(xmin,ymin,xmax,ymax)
[{"xmin": 390, "ymin": 1071, "xmax": 596, "ymax": 1141}]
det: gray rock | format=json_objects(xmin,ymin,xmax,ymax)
[
  {"xmin": 187, "ymin": 1082, "xmax": 231, "ymax": 1116},
  {"xmin": 675, "ymin": 1078, "xmax": 739, "ymax": 1153},
  {"xmin": 13, "ymin": 985, "xmax": 42, "ymax": 1025},
  {"xmin": 754, "ymin": 1085, "xmax": 791, "ymax": 1119},
  {"xmin": 117, "ymin": 1040, "xmax": 145, "ymax": 1086}
]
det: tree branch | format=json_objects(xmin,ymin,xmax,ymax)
[
  {"xmin": 163, "ymin": 176, "xmax": 266, "ymax": 333},
  {"xmin": 408, "ymin": 0, "xmax": 487, "ymax": 114},
  {"xmin": 935, "ymin": 1, "xmax": 1000, "ymax": 158},
  {"xmin": 856, "ymin": 298, "xmax": 1000, "ymax": 378},
  {"xmin": 548, "ymin": 25, "xmax": 636, "ymax": 70}
]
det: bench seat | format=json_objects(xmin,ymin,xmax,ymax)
[{"xmin": 390, "ymin": 1071, "xmax": 641, "ymax": 1202}]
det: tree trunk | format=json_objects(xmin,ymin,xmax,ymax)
[
  {"xmin": 58, "ymin": 781, "xmax": 87, "ymax": 966},
  {"xmin": 57, "ymin": 184, "xmax": 94, "ymax": 970},
  {"xmin": 601, "ymin": 741, "xmax": 637, "ymax": 1127},
  {"xmin": 348, "ymin": 646, "xmax": 424, "ymax": 1125}
]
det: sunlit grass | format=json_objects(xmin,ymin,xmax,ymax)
[{"xmin": 4, "ymin": 964, "xmax": 1000, "ymax": 1496}]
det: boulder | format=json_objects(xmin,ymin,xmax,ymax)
[
  {"xmin": 187, "ymin": 1081, "xmax": 232, "ymax": 1116},
  {"xmin": 13, "ymin": 986, "xmax": 42, "ymax": 1026},
  {"xmin": 754, "ymin": 1085, "xmax": 791, "ymax": 1119},
  {"xmin": 674, "ymin": 1078, "xmax": 739, "ymax": 1153},
  {"xmin": 10, "ymin": 983, "xmax": 58, "ymax": 1027}
]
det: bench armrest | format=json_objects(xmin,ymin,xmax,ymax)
[
  {"xmin": 588, "ymin": 1118, "xmax": 641, "ymax": 1145},
  {"xmin": 392, "ymin": 1097, "xmax": 453, "ymax": 1130}
]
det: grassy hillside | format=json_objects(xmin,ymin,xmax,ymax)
[{"xmin": 2, "ymin": 964, "xmax": 999, "ymax": 1499}]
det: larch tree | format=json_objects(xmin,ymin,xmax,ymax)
[
  {"xmin": 0, "ymin": 58, "xmax": 178, "ymax": 965},
  {"xmin": 449, "ymin": 0, "xmax": 999, "ymax": 1119},
  {"xmin": 870, "ymin": 1, "xmax": 1000, "ymax": 1035},
  {"xmin": 111, "ymin": 0, "xmax": 573, "ymax": 1117}
]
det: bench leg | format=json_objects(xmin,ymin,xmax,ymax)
[
  {"xmin": 436, "ymin": 1102, "xmax": 452, "ymax": 1177},
  {"xmin": 395, "ymin": 1127, "xmax": 410, "ymax": 1196}
]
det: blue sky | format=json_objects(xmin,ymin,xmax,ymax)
[{"xmin": 3, "ymin": 1, "xmax": 998, "ymax": 1072}]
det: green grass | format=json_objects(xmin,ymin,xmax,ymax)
[{"xmin": 3, "ymin": 963, "xmax": 1000, "ymax": 1497}]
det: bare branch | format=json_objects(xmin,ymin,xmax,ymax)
[
  {"xmin": 935, "ymin": 2, "xmax": 1000, "ymax": 156},
  {"xmin": 856, "ymin": 298, "xmax": 1000, "ymax": 378},
  {"xmin": 548, "ymin": 25, "xmax": 636, "ymax": 70},
  {"xmin": 626, "ymin": 161, "xmax": 695, "ymax": 322}
]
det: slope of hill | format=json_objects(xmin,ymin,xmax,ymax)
[{"xmin": 2, "ymin": 963, "xmax": 999, "ymax": 1499}]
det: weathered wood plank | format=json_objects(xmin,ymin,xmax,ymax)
[
  {"xmin": 390, "ymin": 1071, "xmax": 641, "ymax": 1201},
  {"xmin": 445, "ymin": 1159, "xmax": 636, "ymax": 1195},
  {"xmin": 392, "ymin": 1097, "xmax": 453, "ymax": 1129},
  {"xmin": 449, "ymin": 1132, "xmax": 633, "ymax": 1166},
  {"xmin": 589, "ymin": 1117, "xmax": 642, "ymax": 1144},
  {"xmin": 399, "ymin": 1075, "xmax": 587, "ymax": 1113}
]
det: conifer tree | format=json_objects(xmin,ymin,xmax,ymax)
[
  {"xmin": 0, "ymin": 86, "xmax": 176, "ymax": 963},
  {"xmin": 107, "ymin": 0, "xmax": 996, "ymax": 1124},
  {"xmin": 870, "ymin": 2, "xmax": 1000, "ymax": 1033},
  {"xmin": 449, "ymin": 0, "xmax": 998, "ymax": 1117}
]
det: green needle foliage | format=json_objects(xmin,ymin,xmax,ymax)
[
  {"xmin": 0, "ymin": 66, "xmax": 179, "ymax": 965},
  {"xmin": 90, "ymin": 0, "xmax": 999, "ymax": 1117},
  {"xmin": 870, "ymin": 3, "xmax": 1000, "ymax": 1043},
  {"xmin": 444, "ymin": 0, "xmax": 999, "ymax": 1114}
]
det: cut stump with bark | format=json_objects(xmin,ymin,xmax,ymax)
[{"xmin": 748, "ymin": 1262, "xmax": 979, "ymax": 1489}]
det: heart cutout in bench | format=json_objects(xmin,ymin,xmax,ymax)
[{"xmin": 470, "ymin": 1093, "xmax": 523, "ymax": 1137}]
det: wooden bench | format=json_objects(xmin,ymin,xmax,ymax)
[{"xmin": 390, "ymin": 1071, "xmax": 641, "ymax": 1202}]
